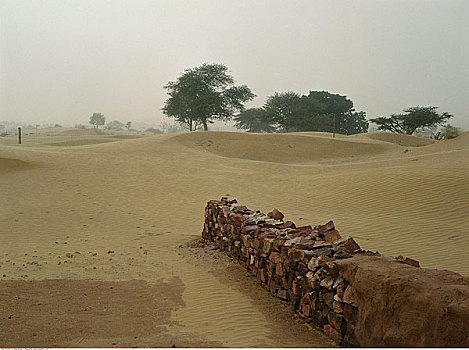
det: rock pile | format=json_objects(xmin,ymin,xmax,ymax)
[{"xmin": 202, "ymin": 197, "xmax": 376, "ymax": 346}]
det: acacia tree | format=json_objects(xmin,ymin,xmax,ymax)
[
  {"xmin": 126, "ymin": 121, "xmax": 132, "ymax": 131},
  {"xmin": 89, "ymin": 113, "xmax": 106, "ymax": 128},
  {"xmin": 234, "ymin": 108, "xmax": 276, "ymax": 133},
  {"xmin": 370, "ymin": 106, "xmax": 452, "ymax": 135},
  {"xmin": 163, "ymin": 63, "xmax": 255, "ymax": 131},
  {"xmin": 263, "ymin": 92, "xmax": 301, "ymax": 132}
]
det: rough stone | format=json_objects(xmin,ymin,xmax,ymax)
[
  {"xmin": 324, "ymin": 229, "xmax": 341, "ymax": 243},
  {"xmin": 333, "ymin": 300, "xmax": 344, "ymax": 314},
  {"xmin": 292, "ymin": 276, "xmax": 305, "ymax": 296},
  {"xmin": 342, "ymin": 285, "xmax": 357, "ymax": 306},
  {"xmin": 328, "ymin": 311, "xmax": 344, "ymax": 333},
  {"xmin": 277, "ymin": 289, "xmax": 287, "ymax": 300},
  {"xmin": 313, "ymin": 240, "xmax": 334, "ymax": 249},
  {"xmin": 267, "ymin": 208, "xmax": 284, "ymax": 221},
  {"xmin": 314, "ymin": 220, "xmax": 335, "ymax": 234},
  {"xmin": 320, "ymin": 276, "xmax": 335, "ymax": 290},
  {"xmin": 395, "ymin": 255, "xmax": 420, "ymax": 267},
  {"xmin": 343, "ymin": 303, "xmax": 358, "ymax": 325},
  {"xmin": 324, "ymin": 324, "xmax": 343, "ymax": 345},
  {"xmin": 334, "ymin": 236, "xmax": 360, "ymax": 252}
]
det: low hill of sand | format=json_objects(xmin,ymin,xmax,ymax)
[
  {"xmin": 0, "ymin": 157, "xmax": 36, "ymax": 174},
  {"xmin": 168, "ymin": 131, "xmax": 397, "ymax": 164},
  {"xmin": 362, "ymin": 132, "xmax": 435, "ymax": 147},
  {"xmin": 0, "ymin": 130, "xmax": 468, "ymax": 347}
]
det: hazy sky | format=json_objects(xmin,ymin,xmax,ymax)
[{"xmin": 1, "ymin": 0, "xmax": 468, "ymax": 129}]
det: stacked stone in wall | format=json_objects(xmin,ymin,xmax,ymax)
[{"xmin": 202, "ymin": 197, "xmax": 376, "ymax": 346}]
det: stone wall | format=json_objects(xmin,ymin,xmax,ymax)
[{"xmin": 202, "ymin": 197, "xmax": 469, "ymax": 347}]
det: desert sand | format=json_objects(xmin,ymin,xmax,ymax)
[{"xmin": 1, "ymin": 129, "xmax": 468, "ymax": 347}]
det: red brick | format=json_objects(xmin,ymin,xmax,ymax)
[
  {"xmin": 323, "ymin": 324, "xmax": 343, "ymax": 345},
  {"xmin": 344, "ymin": 322, "xmax": 358, "ymax": 346},
  {"xmin": 328, "ymin": 312, "xmax": 344, "ymax": 333},
  {"xmin": 297, "ymin": 261, "xmax": 309, "ymax": 275},
  {"xmin": 395, "ymin": 255, "xmax": 420, "ymax": 267},
  {"xmin": 300, "ymin": 301, "xmax": 313, "ymax": 317},
  {"xmin": 320, "ymin": 276, "xmax": 334, "ymax": 290},
  {"xmin": 325, "ymin": 261, "xmax": 339, "ymax": 278},
  {"xmin": 320, "ymin": 290, "xmax": 334, "ymax": 309},
  {"xmin": 342, "ymin": 285, "xmax": 357, "ymax": 306},
  {"xmin": 267, "ymin": 208, "xmax": 284, "ymax": 220},
  {"xmin": 292, "ymin": 276, "xmax": 305, "ymax": 296},
  {"xmin": 343, "ymin": 303, "xmax": 358, "ymax": 325},
  {"xmin": 230, "ymin": 213, "xmax": 246, "ymax": 225},
  {"xmin": 279, "ymin": 220, "xmax": 296, "ymax": 229},
  {"xmin": 243, "ymin": 224, "xmax": 260, "ymax": 234},
  {"xmin": 333, "ymin": 300, "xmax": 344, "ymax": 314},
  {"xmin": 283, "ymin": 257, "xmax": 296, "ymax": 272},
  {"xmin": 241, "ymin": 234, "xmax": 251, "ymax": 247},
  {"xmin": 295, "ymin": 225, "xmax": 313, "ymax": 236},
  {"xmin": 270, "ymin": 252, "xmax": 286, "ymax": 264},
  {"xmin": 333, "ymin": 236, "xmax": 360, "ymax": 252},
  {"xmin": 289, "ymin": 249, "xmax": 304, "ymax": 262},
  {"xmin": 275, "ymin": 263, "xmax": 284, "ymax": 276},
  {"xmin": 251, "ymin": 239, "xmax": 260, "ymax": 250},
  {"xmin": 314, "ymin": 220, "xmax": 335, "ymax": 234},
  {"xmin": 313, "ymin": 240, "xmax": 334, "ymax": 249},
  {"xmin": 262, "ymin": 238, "xmax": 276, "ymax": 253},
  {"xmin": 324, "ymin": 229, "xmax": 341, "ymax": 243},
  {"xmin": 310, "ymin": 291, "xmax": 319, "ymax": 310},
  {"xmin": 301, "ymin": 291, "xmax": 311, "ymax": 305},
  {"xmin": 259, "ymin": 268, "xmax": 268, "ymax": 283},
  {"xmin": 295, "ymin": 238, "xmax": 317, "ymax": 250},
  {"xmin": 277, "ymin": 289, "xmax": 287, "ymax": 300},
  {"xmin": 334, "ymin": 249, "xmax": 353, "ymax": 259}
]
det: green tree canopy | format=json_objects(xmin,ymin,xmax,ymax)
[
  {"xmin": 370, "ymin": 106, "xmax": 453, "ymax": 135},
  {"xmin": 89, "ymin": 113, "xmax": 106, "ymax": 129},
  {"xmin": 257, "ymin": 90, "xmax": 368, "ymax": 135},
  {"xmin": 234, "ymin": 108, "xmax": 276, "ymax": 133},
  {"xmin": 163, "ymin": 63, "xmax": 255, "ymax": 131},
  {"xmin": 263, "ymin": 92, "xmax": 301, "ymax": 132}
]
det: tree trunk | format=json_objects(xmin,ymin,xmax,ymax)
[
  {"xmin": 202, "ymin": 120, "xmax": 208, "ymax": 131},
  {"xmin": 189, "ymin": 119, "xmax": 193, "ymax": 132}
]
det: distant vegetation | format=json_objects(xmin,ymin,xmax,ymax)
[
  {"xmin": 445, "ymin": 125, "xmax": 460, "ymax": 139},
  {"xmin": 370, "ymin": 106, "xmax": 452, "ymax": 136},
  {"xmin": 235, "ymin": 91, "xmax": 368, "ymax": 135},
  {"xmin": 234, "ymin": 108, "xmax": 276, "ymax": 133},
  {"xmin": 163, "ymin": 63, "xmax": 255, "ymax": 131},
  {"xmin": 145, "ymin": 127, "xmax": 163, "ymax": 134},
  {"xmin": 162, "ymin": 63, "xmax": 367, "ymax": 135},
  {"xmin": 89, "ymin": 113, "xmax": 106, "ymax": 128},
  {"xmin": 161, "ymin": 63, "xmax": 462, "ymax": 138},
  {"xmin": 105, "ymin": 120, "xmax": 124, "ymax": 130}
]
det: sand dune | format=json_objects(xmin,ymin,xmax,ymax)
[
  {"xmin": 57, "ymin": 128, "xmax": 110, "ymax": 136},
  {"xmin": 363, "ymin": 132, "xmax": 435, "ymax": 147},
  {"xmin": 168, "ymin": 131, "xmax": 397, "ymax": 164},
  {"xmin": 0, "ymin": 157, "xmax": 36, "ymax": 174},
  {"xmin": 1, "ymin": 130, "xmax": 468, "ymax": 347},
  {"xmin": 46, "ymin": 138, "xmax": 120, "ymax": 147}
]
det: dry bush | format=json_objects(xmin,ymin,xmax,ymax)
[{"xmin": 445, "ymin": 124, "xmax": 459, "ymax": 139}]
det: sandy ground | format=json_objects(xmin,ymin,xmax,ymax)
[{"xmin": 0, "ymin": 129, "xmax": 468, "ymax": 347}]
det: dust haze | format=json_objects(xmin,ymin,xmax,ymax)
[
  {"xmin": 1, "ymin": 1, "xmax": 469, "ymax": 348},
  {"xmin": 1, "ymin": 0, "xmax": 468, "ymax": 129}
]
